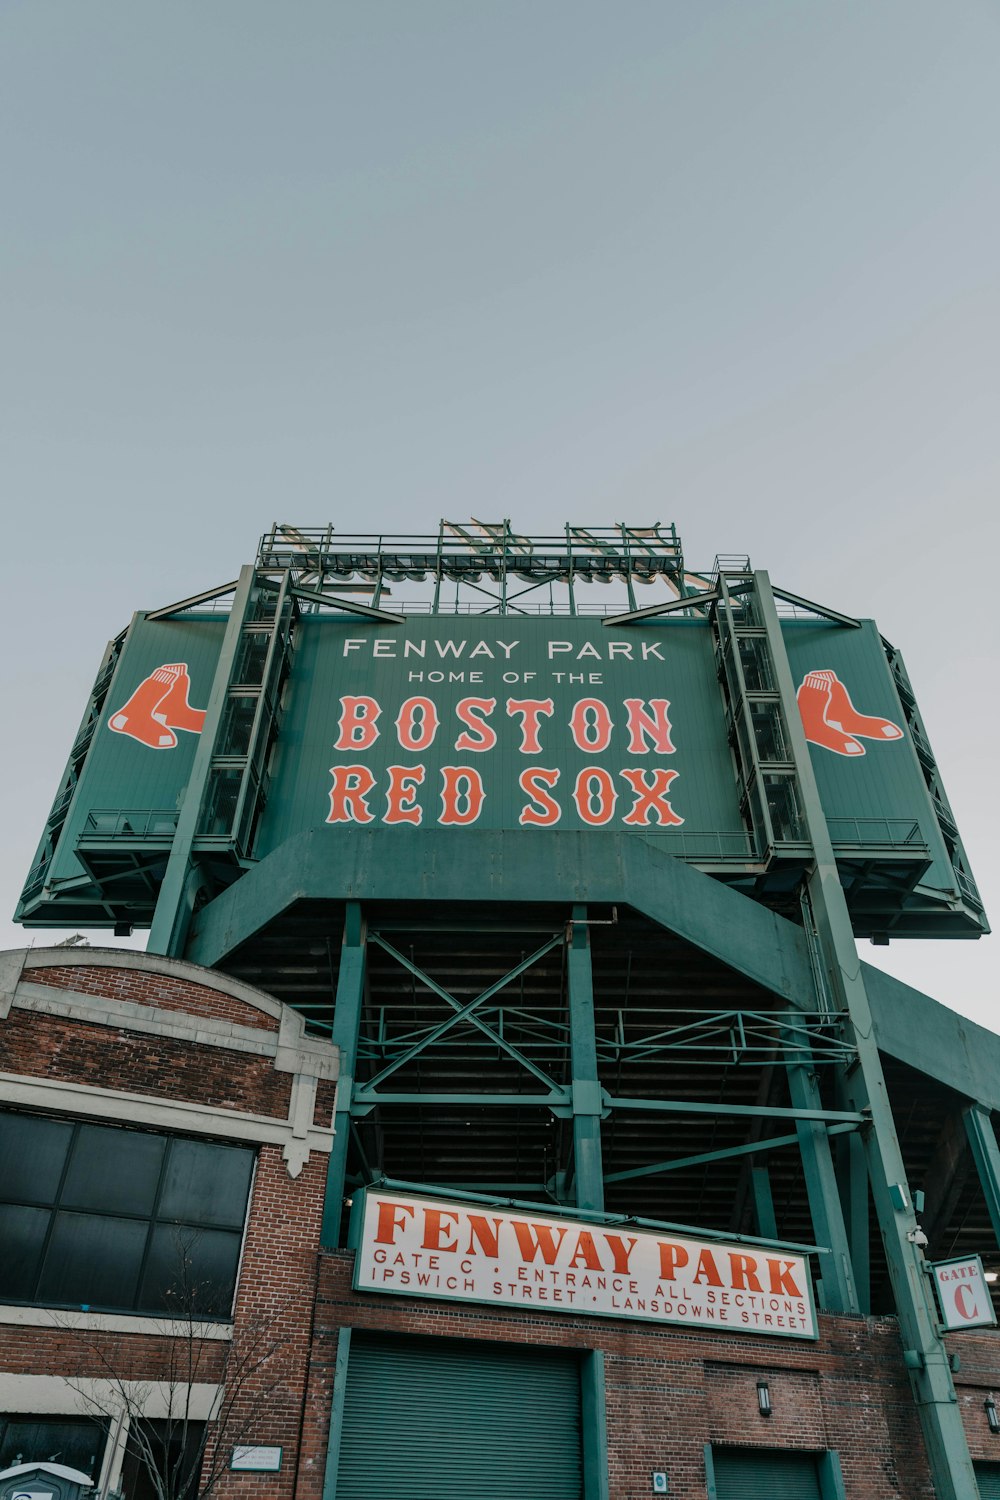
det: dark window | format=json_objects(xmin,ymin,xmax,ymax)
[
  {"xmin": 0, "ymin": 1111, "xmax": 254, "ymax": 1317},
  {"xmin": 0, "ymin": 1414, "xmax": 105, "ymax": 1477}
]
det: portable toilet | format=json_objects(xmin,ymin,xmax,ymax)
[{"xmin": 0, "ymin": 1461, "xmax": 96, "ymax": 1500}]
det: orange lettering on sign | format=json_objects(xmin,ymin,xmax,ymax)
[
  {"xmin": 567, "ymin": 1231, "xmax": 603, "ymax": 1270},
  {"xmin": 623, "ymin": 698, "xmax": 675, "ymax": 754},
  {"xmin": 728, "ymin": 1253, "xmax": 764, "ymax": 1292},
  {"xmin": 518, "ymin": 767, "xmax": 561, "ymax": 826},
  {"xmin": 335, "ymin": 696, "xmax": 382, "ymax": 751},
  {"xmin": 506, "ymin": 699, "xmax": 555, "ymax": 754},
  {"xmin": 421, "ymin": 1207, "xmax": 460, "ymax": 1253},
  {"xmin": 657, "ymin": 1242, "xmax": 690, "ymax": 1280},
  {"xmin": 693, "ymin": 1248, "xmax": 724, "ymax": 1287},
  {"xmin": 384, "ymin": 765, "xmax": 426, "ymax": 825},
  {"xmin": 766, "ymin": 1258, "xmax": 803, "ymax": 1297},
  {"xmin": 327, "ymin": 766, "xmax": 377, "ymax": 823},
  {"xmin": 454, "ymin": 698, "xmax": 498, "ymax": 753},
  {"xmin": 511, "ymin": 1220, "xmax": 568, "ymax": 1265},
  {"xmin": 439, "ymin": 767, "xmax": 486, "ymax": 825},
  {"xmin": 373, "ymin": 1200, "xmax": 415, "ymax": 1245}
]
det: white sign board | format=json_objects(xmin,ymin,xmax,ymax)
[
  {"xmin": 932, "ymin": 1255, "xmax": 998, "ymax": 1331},
  {"xmin": 230, "ymin": 1446, "xmax": 283, "ymax": 1473},
  {"xmin": 354, "ymin": 1189, "xmax": 817, "ymax": 1339}
]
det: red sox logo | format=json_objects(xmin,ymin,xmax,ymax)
[
  {"xmin": 796, "ymin": 669, "xmax": 903, "ymax": 758},
  {"xmin": 108, "ymin": 662, "xmax": 207, "ymax": 749}
]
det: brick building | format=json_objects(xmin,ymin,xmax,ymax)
[{"xmin": 6, "ymin": 525, "xmax": 1000, "ymax": 1499}]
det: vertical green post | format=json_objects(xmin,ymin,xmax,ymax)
[
  {"xmin": 321, "ymin": 1326, "xmax": 352, "ymax": 1500},
  {"xmin": 755, "ymin": 570, "xmax": 978, "ymax": 1500},
  {"xmin": 147, "ymin": 565, "xmax": 256, "ymax": 958},
  {"xmin": 964, "ymin": 1105, "xmax": 1000, "ymax": 1248},
  {"xmin": 567, "ymin": 905, "xmax": 604, "ymax": 1213},
  {"xmin": 322, "ymin": 901, "xmax": 367, "ymax": 1248},
  {"xmin": 784, "ymin": 1016, "xmax": 859, "ymax": 1313},
  {"xmin": 581, "ymin": 1350, "xmax": 610, "ymax": 1500},
  {"xmin": 750, "ymin": 1164, "xmax": 778, "ymax": 1240}
]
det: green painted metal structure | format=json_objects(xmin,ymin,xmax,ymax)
[{"xmin": 13, "ymin": 524, "xmax": 999, "ymax": 1500}]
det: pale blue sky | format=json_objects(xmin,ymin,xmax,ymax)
[{"xmin": 2, "ymin": 1, "xmax": 998, "ymax": 1022}]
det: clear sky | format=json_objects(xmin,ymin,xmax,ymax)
[{"xmin": 2, "ymin": 1, "xmax": 997, "ymax": 1026}]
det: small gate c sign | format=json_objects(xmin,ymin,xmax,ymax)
[{"xmin": 932, "ymin": 1255, "xmax": 997, "ymax": 1332}]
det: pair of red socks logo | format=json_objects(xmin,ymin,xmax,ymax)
[
  {"xmin": 108, "ymin": 662, "xmax": 207, "ymax": 749},
  {"xmin": 797, "ymin": 669, "xmax": 903, "ymax": 757}
]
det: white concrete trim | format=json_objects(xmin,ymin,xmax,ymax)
[
  {"xmin": 0, "ymin": 1370, "xmax": 220, "ymax": 1419},
  {"xmin": 0, "ymin": 1072, "xmax": 334, "ymax": 1165},
  {"xmin": 10, "ymin": 968, "xmax": 338, "ymax": 1082},
  {"xmin": 0, "ymin": 1303, "xmax": 233, "ymax": 1338},
  {"xmin": 0, "ymin": 950, "xmax": 26, "ymax": 1020},
  {"xmin": 14, "ymin": 982, "xmax": 279, "ymax": 1057},
  {"xmin": 17, "ymin": 945, "xmax": 285, "ymax": 1024}
]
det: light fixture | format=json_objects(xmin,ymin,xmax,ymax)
[
  {"xmin": 985, "ymin": 1271, "xmax": 998, "ymax": 1284},
  {"xmin": 986, "ymin": 1399, "xmax": 999, "ymax": 1435},
  {"xmin": 757, "ymin": 1380, "xmax": 772, "ymax": 1418}
]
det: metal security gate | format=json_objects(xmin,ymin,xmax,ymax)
[
  {"xmin": 336, "ymin": 1332, "xmax": 583, "ymax": 1500},
  {"xmin": 976, "ymin": 1464, "xmax": 1000, "ymax": 1500},
  {"xmin": 711, "ymin": 1447, "xmax": 823, "ymax": 1500}
]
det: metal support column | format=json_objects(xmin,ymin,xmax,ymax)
[
  {"xmin": 750, "ymin": 1165, "xmax": 778, "ymax": 1241},
  {"xmin": 784, "ymin": 1017, "xmax": 859, "ymax": 1313},
  {"xmin": 964, "ymin": 1105, "xmax": 1000, "ymax": 1249},
  {"xmin": 321, "ymin": 902, "xmax": 367, "ymax": 1248},
  {"xmin": 754, "ymin": 570, "xmax": 978, "ymax": 1500},
  {"xmin": 567, "ymin": 905, "xmax": 605, "ymax": 1213},
  {"xmin": 147, "ymin": 565, "xmax": 256, "ymax": 957}
]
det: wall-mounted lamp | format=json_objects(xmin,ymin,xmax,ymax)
[
  {"xmin": 985, "ymin": 1399, "xmax": 999, "ymax": 1435},
  {"xmin": 756, "ymin": 1381, "xmax": 772, "ymax": 1418}
]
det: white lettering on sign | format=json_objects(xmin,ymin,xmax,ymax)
[
  {"xmin": 353, "ymin": 1191, "xmax": 818, "ymax": 1340},
  {"xmin": 932, "ymin": 1255, "xmax": 997, "ymax": 1331}
]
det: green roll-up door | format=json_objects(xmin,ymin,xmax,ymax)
[
  {"xmin": 336, "ymin": 1332, "xmax": 583, "ymax": 1500},
  {"xmin": 712, "ymin": 1447, "xmax": 823, "ymax": 1500},
  {"xmin": 976, "ymin": 1463, "xmax": 1000, "ymax": 1500}
]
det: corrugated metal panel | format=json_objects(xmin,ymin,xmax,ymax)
[
  {"xmin": 337, "ymin": 1332, "xmax": 582, "ymax": 1500},
  {"xmin": 976, "ymin": 1464, "xmax": 1000, "ymax": 1500},
  {"xmin": 712, "ymin": 1447, "xmax": 822, "ymax": 1500}
]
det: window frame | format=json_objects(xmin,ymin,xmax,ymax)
[{"xmin": 0, "ymin": 1109, "xmax": 256, "ymax": 1320}]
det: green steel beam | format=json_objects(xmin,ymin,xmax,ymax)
[
  {"xmin": 321, "ymin": 902, "xmax": 367, "ymax": 1248},
  {"xmin": 964, "ymin": 1105, "xmax": 1000, "ymax": 1249},
  {"xmin": 320, "ymin": 1326, "xmax": 352, "ymax": 1500},
  {"xmin": 568, "ymin": 906, "xmax": 604, "ymax": 1212},
  {"xmin": 145, "ymin": 579, "xmax": 241, "ymax": 621},
  {"xmin": 768, "ymin": 586, "xmax": 861, "ymax": 629},
  {"xmin": 751, "ymin": 1165, "xmax": 778, "ymax": 1240},
  {"xmin": 351, "ymin": 1089, "xmax": 569, "ymax": 1108},
  {"xmin": 185, "ymin": 827, "xmax": 815, "ymax": 1007},
  {"xmin": 754, "ymin": 569, "xmax": 978, "ymax": 1500},
  {"xmin": 290, "ymin": 582, "xmax": 405, "ymax": 624},
  {"xmin": 601, "ymin": 588, "xmax": 720, "ymax": 626},
  {"xmin": 607, "ymin": 1095, "xmax": 863, "ymax": 1124},
  {"xmin": 362, "ymin": 932, "xmax": 563, "ymax": 1091},
  {"xmin": 844, "ymin": 1131, "xmax": 871, "ymax": 1314},
  {"xmin": 371, "ymin": 1176, "xmax": 826, "ymax": 1255},
  {"xmin": 147, "ymin": 565, "xmax": 257, "ymax": 957},
  {"xmin": 367, "ymin": 932, "xmax": 562, "ymax": 1093},
  {"xmin": 581, "ymin": 1350, "xmax": 611, "ymax": 1500},
  {"xmin": 603, "ymin": 1120, "xmax": 858, "ymax": 1186},
  {"xmin": 783, "ymin": 1015, "xmax": 859, "ymax": 1314}
]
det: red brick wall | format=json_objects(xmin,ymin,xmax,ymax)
[
  {"xmin": 0, "ymin": 1007, "xmax": 292, "ymax": 1117},
  {"xmin": 201, "ymin": 1147, "xmax": 327, "ymax": 1500},
  {"xmin": 28, "ymin": 961, "xmax": 281, "ymax": 1032},
  {"xmin": 297, "ymin": 1252, "xmax": 937, "ymax": 1500}
]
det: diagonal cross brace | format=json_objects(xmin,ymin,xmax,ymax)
[{"xmin": 366, "ymin": 931, "xmax": 565, "ymax": 1093}]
